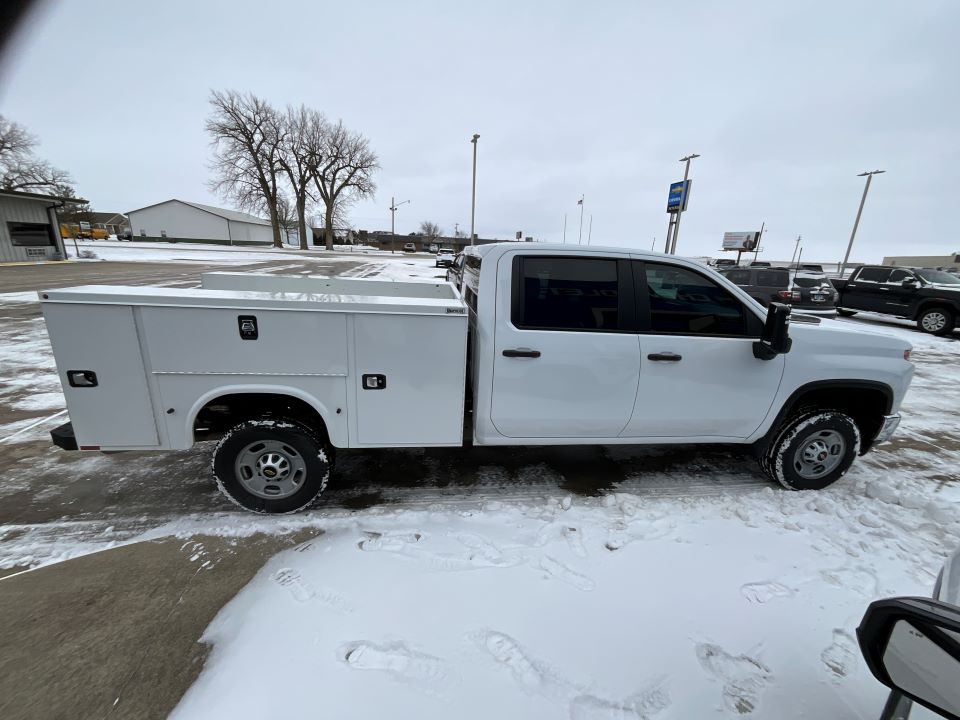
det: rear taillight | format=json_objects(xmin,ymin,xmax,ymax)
[
  {"xmin": 904, "ymin": 349, "xmax": 911, "ymax": 361},
  {"xmin": 777, "ymin": 290, "xmax": 801, "ymax": 301}
]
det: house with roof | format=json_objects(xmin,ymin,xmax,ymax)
[{"xmin": 126, "ymin": 200, "xmax": 273, "ymax": 245}]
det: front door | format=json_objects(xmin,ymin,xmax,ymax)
[
  {"xmin": 621, "ymin": 262, "xmax": 785, "ymax": 439},
  {"xmin": 881, "ymin": 268, "xmax": 917, "ymax": 315},
  {"xmin": 490, "ymin": 254, "xmax": 640, "ymax": 438}
]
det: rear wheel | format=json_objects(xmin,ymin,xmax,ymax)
[
  {"xmin": 917, "ymin": 307, "xmax": 955, "ymax": 336},
  {"xmin": 837, "ymin": 309, "xmax": 857, "ymax": 317},
  {"xmin": 212, "ymin": 419, "xmax": 332, "ymax": 513},
  {"xmin": 760, "ymin": 411, "xmax": 860, "ymax": 490}
]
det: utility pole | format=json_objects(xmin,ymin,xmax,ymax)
[
  {"xmin": 577, "ymin": 195, "xmax": 585, "ymax": 244},
  {"xmin": 587, "ymin": 214, "xmax": 593, "ymax": 245},
  {"xmin": 563, "ymin": 214, "xmax": 567, "ymax": 243},
  {"xmin": 841, "ymin": 169, "xmax": 884, "ymax": 274},
  {"xmin": 789, "ymin": 234, "xmax": 802, "ymax": 268},
  {"xmin": 389, "ymin": 196, "xmax": 409, "ymax": 254},
  {"xmin": 651, "ymin": 236, "xmax": 656, "ymax": 251},
  {"xmin": 469, "ymin": 133, "xmax": 480, "ymax": 246},
  {"xmin": 670, "ymin": 153, "xmax": 699, "ymax": 255}
]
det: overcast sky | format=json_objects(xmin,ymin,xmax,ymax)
[{"xmin": 2, "ymin": 0, "xmax": 957, "ymax": 262}]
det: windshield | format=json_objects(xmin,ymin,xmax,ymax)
[{"xmin": 917, "ymin": 269, "xmax": 960, "ymax": 284}]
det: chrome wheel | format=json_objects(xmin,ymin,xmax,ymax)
[
  {"xmin": 234, "ymin": 440, "xmax": 307, "ymax": 499},
  {"xmin": 921, "ymin": 311, "xmax": 948, "ymax": 333},
  {"xmin": 793, "ymin": 429, "xmax": 846, "ymax": 480}
]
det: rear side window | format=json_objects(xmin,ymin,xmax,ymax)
[
  {"xmin": 724, "ymin": 269, "xmax": 750, "ymax": 285},
  {"xmin": 512, "ymin": 256, "xmax": 620, "ymax": 331},
  {"xmin": 642, "ymin": 263, "xmax": 747, "ymax": 335},
  {"xmin": 755, "ymin": 270, "xmax": 788, "ymax": 288},
  {"xmin": 856, "ymin": 267, "xmax": 892, "ymax": 283}
]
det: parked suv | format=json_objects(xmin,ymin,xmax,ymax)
[
  {"xmin": 403, "ymin": 242, "xmax": 416, "ymax": 253},
  {"xmin": 721, "ymin": 267, "xmax": 838, "ymax": 316},
  {"xmin": 435, "ymin": 249, "xmax": 455, "ymax": 268}
]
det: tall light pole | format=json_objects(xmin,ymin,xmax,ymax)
[
  {"xmin": 669, "ymin": 153, "xmax": 699, "ymax": 255},
  {"xmin": 389, "ymin": 196, "xmax": 410, "ymax": 254},
  {"xmin": 841, "ymin": 169, "xmax": 884, "ymax": 274},
  {"xmin": 577, "ymin": 195, "xmax": 585, "ymax": 244},
  {"xmin": 469, "ymin": 133, "xmax": 480, "ymax": 246}
]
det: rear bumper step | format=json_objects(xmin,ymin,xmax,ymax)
[{"xmin": 51, "ymin": 421, "xmax": 78, "ymax": 451}]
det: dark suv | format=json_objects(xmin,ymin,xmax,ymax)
[{"xmin": 721, "ymin": 267, "xmax": 838, "ymax": 316}]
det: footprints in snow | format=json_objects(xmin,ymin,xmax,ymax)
[
  {"xmin": 339, "ymin": 640, "xmax": 450, "ymax": 686},
  {"xmin": 478, "ymin": 629, "xmax": 671, "ymax": 719},
  {"xmin": 272, "ymin": 568, "xmax": 353, "ymax": 613},
  {"xmin": 740, "ymin": 581, "xmax": 795, "ymax": 604},
  {"xmin": 539, "ymin": 555, "xmax": 596, "ymax": 591},
  {"xmin": 820, "ymin": 629, "xmax": 858, "ymax": 679},
  {"xmin": 696, "ymin": 643, "xmax": 771, "ymax": 715}
]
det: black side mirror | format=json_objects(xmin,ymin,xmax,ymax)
[
  {"xmin": 753, "ymin": 302, "xmax": 792, "ymax": 360},
  {"xmin": 858, "ymin": 597, "xmax": 960, "ymax": 720},
  {"xmin": 902, "ymin": 278, "xmax": 919, "ymax": 288}
]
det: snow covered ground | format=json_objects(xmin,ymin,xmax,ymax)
[{"xmin": 1, "ymin": 253, "xmax": 958, "ymax": 718}]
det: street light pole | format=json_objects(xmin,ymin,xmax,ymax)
[
  {"xmin": 841, "ymin": 170, "xmax": 884, "ymax": 274},
  {"xmin": 389, "ymin": 196, "xmax": 410, "ymax": 254},
  {"xmin": 669, "ymin": 153, "xmax": 699, "ymax": 255},
  {"xmin": 577, "ymin": 195, "xmax": 585, "ymax": 245},
  {"xmin": 469, "ymin": 133, "xmax": 480, "ymax": 246}
]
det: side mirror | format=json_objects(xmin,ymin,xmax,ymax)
[
  {"xmin": 902, "ymin": 278, "xmax": 919, "ymax": 288},
  {"xmin": 858, "ymin": 597, "xmax": 960, "ymax": 720},
  {"xmin": 753, "ymin": 302, "xmax": 792, "ymax": 360}
]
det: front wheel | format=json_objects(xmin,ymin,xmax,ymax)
[
  {"xmin": 917, "ymin": 307, "xmax": 955, "ymax": 336},
  {"xmin": 760, "ymin": 411, "xmax": 860, "ymax": 490},
  {"xmin": 212, "ymin": 419, "xmax": 332, "ymax": 513}
]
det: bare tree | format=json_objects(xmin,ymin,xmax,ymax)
[
  {"xmin": 275, "ymin": 195, "xmax": 299, "ymax": 245},
  {"xmin": 308, "ymin": 120, "xmax": 378, "ymax": 250},
  {"xmin": 419, "ymin": 221, "xmax": 443, "ymax": 240},
  {"xmin": 0, "ymin": 114, "xmax": 74, "ymax": 196},
  {"xmin": 206, "ymin": 91, "xmax": 285, "ymax": 248},
  {"xmin": 276, "ymin": 105, "xmax": 324, "ymax": 250}
]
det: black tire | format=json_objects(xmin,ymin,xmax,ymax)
[
  {"xmin": 212, "ymin": 419, "xmax": 332, "ymax": 513},
  {"xmin": 837, "ymin": 309, "xmax": 857, "ymax": 317},
  {"xmin": 760, "ymin": 411, "xmax": 860, "ymax": 490},
  {"xmin": 917, "ymin": 307, "xmax": 955, "ymax": 336}
]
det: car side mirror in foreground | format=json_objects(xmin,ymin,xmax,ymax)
[
  {"xmin": 858, "ymin": 597, "xmax": 960, "ymax": 720},
  {"xmin": 753, "ymin": 302, "xmax": 792, "ymax": 360},
  {"xmin": 902, "ymin": 279, "xmax": 919, "ymax": 288}
]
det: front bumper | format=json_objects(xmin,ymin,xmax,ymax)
[{"xmin": 874, "ymin": 413, "xmax": 901, "ymax": 444}]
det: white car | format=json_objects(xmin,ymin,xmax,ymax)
[
  {"xmin": 41, "ymin": 243, "xmax": 913, "ymax": 513},
  {"xmin": 435, "ymin": 250, "xmax": 455, "ymax": 268}
]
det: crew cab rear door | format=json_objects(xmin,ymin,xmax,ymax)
[
  {"xmin": 621, "ymin": 261, "xmax": 784, "ymax": 439},
  {"xmin": 490, "ymin": 253, "xmax": 639, "ymax": 438}
]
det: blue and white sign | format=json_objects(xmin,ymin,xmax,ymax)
[{"xmin": 667, "ymin": 180, "xmax": 691, "ymax": 213}]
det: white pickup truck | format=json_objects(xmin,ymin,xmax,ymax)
[{"xmin": 40, "ymin": 243, "xmax": 914, "ymax": 513}]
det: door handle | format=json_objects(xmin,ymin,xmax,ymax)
[
  {"xmin": 647, "ymin": 352, "xmax": 682, "ymax": 362},
  {"xmin": 502, "ymin": 348, "xmax": 541, "ymax": 358}
]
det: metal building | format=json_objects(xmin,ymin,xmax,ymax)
[
  {"xmin": 0, "ymin": 189, "xmax": 75, "ymax": 263},
  {"xmin": 127, "ymin": 200, "xmax": 273, "ymax": 245}
]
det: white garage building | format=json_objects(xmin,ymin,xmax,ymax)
[{"xmin": 127, "ymin": 200, "xmax": 273, "ymax": 245}]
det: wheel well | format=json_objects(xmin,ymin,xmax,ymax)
[
  {"xmin": 193, "ymin": 393, "xmax": 329, "ymax": 443},
  {"xmin": 914, "ymin": 302, "xmax": 956, "ymax": 320},
  {"xmin": 761, "ymin": 383, "xmax": 891, "ymax": 455}
]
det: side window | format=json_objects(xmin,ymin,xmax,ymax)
[
  {"xmin": 513, "ymin": 256, "xmax": 620, "ymax": 331},
  {"xmin": 756, "ymin": 270, "xmax": 788, "ymax": 288},
  {"xmin": 887, "ymin": 269, "xmax": 911, "ymax": 284},
  {"xmin": 856, "ymin": 267, "xmax": 892, "ymax": 283},
  {"xmin": 643, "ymin": 263, "xmax": 747, "ymax": 336},
  {"xmin": 724, "ymin": 269, "xmax": 750, "ymax": 285}
]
